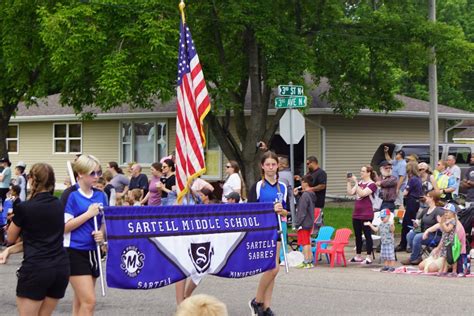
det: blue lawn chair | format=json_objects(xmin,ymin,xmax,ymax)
[{"xmin": 312, "ymin": 226, "xmax": 335, "ymax": 263}]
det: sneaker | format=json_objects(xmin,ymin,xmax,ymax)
[
  {"xmin": 263, "ymin": 307, "xmax": 275, "ymax": 316},
  {"xmin": 362, "ymin": 258, "xmax": 372, "ymax": 264},
  {"xmin": 295, "ymin": 262, "xmax": 306, "ymax": 269},
  {"xmin": 350, "ymin": 257, "xmax": 363, "ymax": 263},
  {"xmin": 380, "ymin": 266, "xmax": 389, "ymax": 272},
  {"xmin": 249, "ymin": 298, "xmax": 264, "ymax": 316},
  {"xmin": 406, "ymin": 248, "xmax": 412, "ymax": 254},
  {"xmin": 304, "ymin": 263, "xmax": 313, "ymax": 269},
  {"xmin": 457, "ymin": 273, "xmax": 465, "ymax": 278},
  {"xmin": 279, "ymin": 260, "xmax": 286, "ymax": 266},
  {"xmin": 388, "ymin": 267, "xmax": 395, "ymax": 272}
]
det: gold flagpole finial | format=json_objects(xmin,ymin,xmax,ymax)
[{"xmin": 179, "ymin": 0, "xmax": 186, "ymax": 24}]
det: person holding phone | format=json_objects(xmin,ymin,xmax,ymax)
[{"xmin": 347, "ymin": 165, "xmax": 377, "ymax": 264}]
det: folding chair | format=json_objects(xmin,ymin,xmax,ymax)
[{"xmin": 315, "ymin": 228, "xmax": 352, "ymax": 268}]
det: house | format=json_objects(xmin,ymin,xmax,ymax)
[
  {"xmin": 453, "ymin": 120, "xmax": 474, "ymax": 144},
  {"xmin": 10, "ymin": 87, "xmax": 474, "ymax": 196}
]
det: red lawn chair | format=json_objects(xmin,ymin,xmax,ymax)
[{"xmin": 314, "ymin": 228, "xmax": 352, "ymax": 268}]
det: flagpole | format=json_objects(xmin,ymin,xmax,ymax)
[{"xmin": 179, "ymin": 1, "xmax": 185, "ymax": 24}]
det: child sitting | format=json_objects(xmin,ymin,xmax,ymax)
[
  {"xmin": 364, "ymin": 209, "xmax": 395, "ymax": 272},
  {"xmin": 295, "ymin": 175, "xmax": 316, "ymax": 269},
  {"xmin": 430, "ymin": 204, "xmax": 457, "ymax": 276}
]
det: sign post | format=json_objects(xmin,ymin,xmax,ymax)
[{"xmin": 275, "ymin": 84, "xmax": 306, "ymax": 229}]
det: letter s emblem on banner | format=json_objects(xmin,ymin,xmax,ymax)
[{"xmin": 188, "ymin": 242, "xmax": 214, "ymax": 274}]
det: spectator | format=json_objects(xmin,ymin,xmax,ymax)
[
  {"xmin": 102, "ymin": 170, "xmax": 116, "ymax": 206},
  {"xmin": 347, "ymin": 165, "xmax": 377, "ymax": 264},
  {"xmin": 222, "ymin": 160, "xmax": 245, "ymax": 203},
  {"xmin": 95, "ymin": 177, "xmax": 106, "ymax": 191},
  {"xmin": 225, "ymin": 191, "xmax": 240, "ymax": 204},
  {"xmin": 129, "ymin": 188, "xmax": 143, "ymax": 206},
  {"xmin": 433, "ymin": 160, "xmax": 456, "ymax": 201},
  {"xmin": 175, "ymin": 294, "xmax": 228, "ymax": 316},
  {"xmin": 191, "ymin": 177, "xmax": 214, "ymax": 196},
  {"xmin": 418, "ymin": 162, "xmax": 438, "ymax": 196},
  {"xmin": 401, "ymin": 190, "xmax": 444, "ymax": 265},
  {"xmin": 445, "ymin": 155, "xmax": 461, "ymax": 199},
  {"xmin": 295, "ymin": 175, "xmax": 316, "ymax": 269},
  {"xmin": 397, "ymin": 161, "xmax": 423, "ymax": 252},
  {"xmin": 431, "ymin": 205, "xmax": 458, "ymax": 276},
  {"xmin": 384, "ymin": 147, "xmax": 407, "ymax": 211},
  {"xmin": 159, "ymin": 159, "xmax": 177, "ymax": 206},
  {"xmin": 277, "ymin": 156, "xmax": 293, "ymax": 264},
  {"xmin": 0, "ymin": 157, "xmax": 12, "ymax": 207},
  {"xmin": 129, "ymin": 164, "xmax": 149, "ymax": 198},
  {"xmin": 365, "ymin": 209, "xmax": 396, "ymax": 272},
  {"xmin": 376, "ymin": 160, "xmax": 397, "ymax": 212},
  {"xmin": 461, "ymin": 154, "xmax": 474, "ymax": 208},
  {"xmin": 198, "ymin": 188, "xmax": 213, "ymax": 205},
  {"xmin": 5, "ymin": 163, "xmax": 70, "ymax": 315},
  {"xmin": 141, "ymin": 162, "xmax": 162, "ymax": 206},
  {"xmin": 14, "ymin": 161, "xmax": 27, "ymax": 202},
  {"xmin": 63, "ymin": 178, "xmax": 72, "ymax": 189},
  {"xmin": 108, "ymin": 161, "xmax": 130, "ymax": 198},
  {"xmin": 294, "ymin": 156, "xmax": 327, "ymax": 231}
]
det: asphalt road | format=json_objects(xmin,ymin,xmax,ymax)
[{"xmin": 0, "ymin": 248, "xmax": 472, "ymax": 316}]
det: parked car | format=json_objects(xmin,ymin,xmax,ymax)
[{"xmin": 371, "ymin": 143, "xmax": 473, "ymax": 195}]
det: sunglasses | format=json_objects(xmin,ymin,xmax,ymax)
[{"xmin": 89, "ymin": 170, "xmax": 102, "ymax": 177}]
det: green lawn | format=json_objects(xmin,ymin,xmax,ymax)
[{"xmin": 289, "ymin": 206, "xmax": 402, "ymax": 235}]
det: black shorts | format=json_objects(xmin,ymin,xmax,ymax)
[
  {"xmin": 67, "ymin": 248, "xmax": 100, "ymax": 278},
  {"xmin": 16, "ymin": 265, "xmax": 70, "ymax": 300}
]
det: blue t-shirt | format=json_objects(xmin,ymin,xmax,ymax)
[
  {"xmin": 391, "ymin": 159, "xmax": 407, "ymax": 191},
  {"xmin": 64, "ymin": 185, "xmax": 108, "ymax": 250},
  {"xmin": 0, "ymin": 167, "xmax": 11, "ymax": 189},
  {"xmin": 248, "ymin": 179, "xmax": 287, "ymax": 208}
]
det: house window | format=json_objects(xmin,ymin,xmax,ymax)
[
  {"xmin": 203, "ymin": 127, "xmax": 221, "ymax": 179},
  {"xmin": 121, "ymin": 121, "xmax": 167, "ymax": 165},
  {"xmin": 7, "ymin": 125, "xmax": 19, "ymax": 154},
  {"xmin": 53, "ymin": 123, "xmax": 82, "ymax": 153}
]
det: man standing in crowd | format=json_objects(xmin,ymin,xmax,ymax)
[
  {"xmin": 376, "ymin": 160, "xmax": 398, "ymax": 212},
  {"xmin": 129, "ymin": 164, "xmax": 149, "ymax": 199},
  {"xmin": 446, "ymin": 155, "xmax": 461, "ymax": 199},
  {"xmin": 461, "ymin": 154, "xmax": 474, "ymax": 208},
  {"xmin": 295, "ymin": 156, "xmax": 327, "ymax": 229},
  {"xmin": 384, "ymin": 147, "xmax": 407, "ymax": 211},
  {"xmin": 434, "ymin": 160, "xmax": 456, "ymax": 201}
]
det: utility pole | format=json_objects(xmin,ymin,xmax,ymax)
[{"xmin": 428, "ymin": 0, "xmax": 439, "ymax": 170}]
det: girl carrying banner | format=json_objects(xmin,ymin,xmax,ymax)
[
  {"xmin": 62, "ymin": 155, "xmax": 108, "ymax": 315},
  {"xmin": 247, "ymin": 151, "xmax": 288, "ymax": 316}
]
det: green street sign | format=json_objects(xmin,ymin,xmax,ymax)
[
  {"xmin": 278, "ymin": 85, "xmax": 304, "ymax": 96},
  {"xmin": 274, "ymin": 96, "xmax": 307, "ymax": 108}
]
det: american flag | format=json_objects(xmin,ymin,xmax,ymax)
[{"xmin": 175, "ymin": 21, "xmax": 211, "ymax": 204}]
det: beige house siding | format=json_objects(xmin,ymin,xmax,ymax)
[
  {"xmin": 319, "ymin": 116, "xmax": 446, "ymax": 196},
  {"xmin": 12, "ymin": 121, "xmax": 119, "ymax": 187}
]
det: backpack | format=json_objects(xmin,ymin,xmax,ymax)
[
  {"xmin": 446, "ymin": 234, "xmax": 462, "ymax": 265},
  {"xmin": 457, "ymin": 205, "xmax": 474, "ymax": 235}
]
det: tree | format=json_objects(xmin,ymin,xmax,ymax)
[
  {"xmin": 40, "ymin": 0, "xmax": 474, "ymax": 187},
  {"xmin": 0, "ymin": 0, "xmax": 58, "ymax": 159}
]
